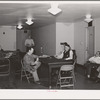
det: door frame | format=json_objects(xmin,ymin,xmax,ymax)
[{"xmin": 84, "ymin": 26, "xmax": 95, "ymax": 63}]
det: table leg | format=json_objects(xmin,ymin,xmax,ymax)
[{"xmin": 49, "ymin": 66, "xmax": 52, "ymax": 89}]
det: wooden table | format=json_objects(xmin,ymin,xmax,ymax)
[{"xmin": 40, "ymin": 56, "xmax": 74, "ymax": 88}]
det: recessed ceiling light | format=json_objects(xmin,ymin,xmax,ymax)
[
  {"xmin": 17, "ymin": 22, "xmax": 23, "ymax": 29},
  {"xmin": 48, "ymin": 3, "xmax": 62, "ymax": 15},
  {"xmin": 84, "ymin": 14, "xmax": 93, "ymax": 23},
  {"xmin": 26, "ymin": 18, "xmax": 34, "ymax": 25}
]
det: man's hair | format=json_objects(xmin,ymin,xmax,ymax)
[{"xmin": 96, "ymin": 51, "xmax": 100, "ymax": 57}]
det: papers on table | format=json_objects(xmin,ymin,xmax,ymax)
[{"xmin": 39, "ymin": 55, "xmax": 50, "ymax": 58}]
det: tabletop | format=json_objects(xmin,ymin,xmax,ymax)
[{"xmin": 39, "ymin": 56, "xmax": 74, "ymax": 65}]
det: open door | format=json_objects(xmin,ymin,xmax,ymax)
[{"xmin": 85, "ymin": 26, "xmax": 95, "ymax": 62}]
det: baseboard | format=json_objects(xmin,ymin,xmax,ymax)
[{"xmin": 75, "ymin": 63, "xmax": 85, "ymax": 68}]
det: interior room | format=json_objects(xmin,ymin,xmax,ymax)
[{"xmin": 1, "ymin": 1, "xmax": 100, "ymax": 90}]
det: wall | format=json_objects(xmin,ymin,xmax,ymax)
[
  {"xmin": 74, "ymin": 18, "xmax": 100, "ymax": 65},
  {"xmin": 56, "ymin": 22, "xmax": 74, "ymax": 54},
  {"xmin": 94, "ymin": 18, "xmax": 100, "ymax": 53},
  {"xmin": 74, "ymin": 21, "xmax": 88, "ymax": 65},
  {"xmin": 32, "ymin": 24, "xmax": 56, "ymax": 56},
  {"xmin": 0, "ymin": 26, "xmax": 16, "ymax": 50}
]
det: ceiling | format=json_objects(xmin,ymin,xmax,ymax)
[{"xmin": 1, "ymin": 2, "xmax": 100, "ymax": 28}]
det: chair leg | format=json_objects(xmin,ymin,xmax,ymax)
[
  {"xmin": 21, "ymin": 69, "xmax": 31, "ymax": 83},
  {"xmin": 56, "ymin": 72, "xmax": 61, "ymax": 89},
  {"xmin": 24, "ymin": 71, "xmax": 30, "ymax": 83},
  {"xmin": 72, "ymin": 70, "xmax": 76, "ymax": 82},
  {"xmin": 21, "ymin": 70, "xmax": 23, "ymax": 81},
  {"xmin": 56, "ymin": 69, "xmax": 76, "ymax": 89}
]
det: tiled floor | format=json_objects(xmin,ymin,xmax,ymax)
[{"xmin": 0, "ymin": 65, "xmax": 100, "ymax": 89}]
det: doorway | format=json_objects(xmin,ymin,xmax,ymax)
[
  {"xmin": 84, "ymin": 26, "xmax": 95, "ymax": 62},
  {"xmin": 16, "ymin": 29, "xmax": 30, "ymax": 52}
]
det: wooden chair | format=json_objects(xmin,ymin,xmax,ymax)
[{"xmin": 21, "ymin": 59, "xmax": 33, "ymax": 83}]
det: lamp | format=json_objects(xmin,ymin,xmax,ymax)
[
  {"xmin": 84, "ymin": 14, "xmax": 93, "ymax": 23},
  {"xmin": 26, "ymin": 18, "xmax": 34, "ymax": 25},
  {"xmin": 48, "ymin": 3, "xmax": 62, "ymax": 15},
  {"xmin": 17, "ymin": 23, "xmax": 23, "ymax": 29}
]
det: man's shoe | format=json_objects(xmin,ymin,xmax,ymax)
[
  {"xmin": 96, "ymin": 78, "xmax": 100, "ymax": 83},
  {"xmin": 34, "ymin": 81, "xmax": 41, "ymax": 85}
]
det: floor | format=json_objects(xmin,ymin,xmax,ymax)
[{"xmin": 0, "ymin": 64, "xmax": 100, "ymax": 90}]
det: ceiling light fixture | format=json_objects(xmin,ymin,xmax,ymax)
[
  {"xmin": 48, "ymin": 3, "xmax": 62, "ymax": 15},
  {"xmin": 84, "ymin": 14, "xmax": 93, "ymax": 23},
  {"xmin": 26, "ymin": 18, "xmax": 34, "ymax": 25},
  {"xmin": 17, "ymin": 23, "xmax": 23, "ymax": 29}
]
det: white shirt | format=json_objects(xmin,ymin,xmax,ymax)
[
  {"xmin": 89, "ymin": 56, "xmax": 100, "ymax": 64},
  {"xmin": 25, "ymin": 38, "xmax": 34, "ymax": 47},
  {"xmin": 65, "ymin": 50, "xmax": 73, "ymax": 60}
]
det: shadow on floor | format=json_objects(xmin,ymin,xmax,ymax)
[{"xmin": 0, "ymin": 64, "xmax": 100, "ymax": 89}]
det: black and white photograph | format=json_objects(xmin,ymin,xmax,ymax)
[{"xmin": 0, "ymin": 0, "xmax": 100, "ymax": 99}]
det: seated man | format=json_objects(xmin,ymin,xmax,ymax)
[
  {"xmin": 85, "ymin": 51, "xmax": 100, "ymax": 79},
  {"xmin": 23, "ymin": 47, "xmax": 41, "ymax": 84},
  {"xmin": 55, "ymin": 42, "xmax": 73, "ymax": 60}
]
